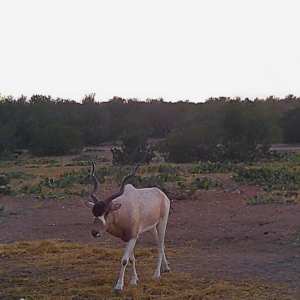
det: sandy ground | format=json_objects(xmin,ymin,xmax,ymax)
[{"xmin": 1, "ymin": 184, "xmax": 299, "ymax": 291}]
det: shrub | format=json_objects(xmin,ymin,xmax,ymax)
[
  {"xmin": 110, "ymin": 132, "xmax": 155, "ymax": 165},
  {"xmin": 158, "ymin": 126, "xmax": 218, "ymax": 163}
]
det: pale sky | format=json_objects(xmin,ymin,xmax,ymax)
[{"xmin": 1, "ymin": 0, "xmax": 300, "ymax": 103}]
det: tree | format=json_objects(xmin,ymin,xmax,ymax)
[
  {"xmin": 280, "ymin": 106, "xmax": 300, "ymax": 143},
  {"xmin": 29, "ymin": 124, "xmax": 82, "ymax": 156},
  {"xmin": 0, "ymin": 125, "xmax": 16, "ymax": 159},
  {"xmin": 222, "ymin": 105, "xmax": 272, "ymax": 161}
]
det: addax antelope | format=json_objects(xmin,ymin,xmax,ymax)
[{"xmin": 83, "ymin": 160, "xmax": 171, "ymax": 293}]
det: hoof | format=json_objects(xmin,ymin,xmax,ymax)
[
  {"xmin": 114, "ymin": 288, "xmax": 123, "ymax": 294},
  {"xmin": 162, "ymin": 268, "xmax": 171, "ymax": 273},
  {"xmin": 130, "ymin": 279, "xmax": 139, "ymax": 286}
]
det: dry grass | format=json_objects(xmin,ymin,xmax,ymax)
[{"xmin": 0, "ymin": 240, "xmax": 298, "ymax": 300}]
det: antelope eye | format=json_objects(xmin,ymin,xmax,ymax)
[{"xmin": 104, "ymin": 212, "xmax": 109, "ymax": 217}]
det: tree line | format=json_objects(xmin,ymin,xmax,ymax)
[{"xmin": 1, "ymin": 93, "xmax": 300, "ymax": 162}]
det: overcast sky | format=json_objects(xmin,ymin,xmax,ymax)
[{"xmin": 1, "ymin": 0, "xmax": 300, "ymax": 103}]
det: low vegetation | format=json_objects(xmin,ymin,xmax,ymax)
[
  {"xmin": 66, "ymin": 154, "xmax": 109, "ymax": 166},
  {"xmin": 2, "ymin": 150, "xmax": 300, "ymax": 202},
  {"xmin": 0, "ymin": 157, "xmax": 61, "ymax": 168},
  {"xmin": 188, "ymin": 161, "xmax": 241, "ymax": 174},
  {"xmin": 232, "ymin": 166, "xmax": 300, "ymax": 191},
  {"xmin": 244, "ymin": 195, "xmax": 297, "ymax": 206}
]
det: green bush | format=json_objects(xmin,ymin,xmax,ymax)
[
  {"xmin": 110, "ymin": 132, "xmax": 154, "ymax": 165},
  {"xmin": 158, "ymin": 126, "xmax": 218, "ymax": 163}
]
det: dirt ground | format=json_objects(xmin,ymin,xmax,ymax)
[
  {"xmin": 1, "ymin": 183, "xmax": 300, "ymax": 292},
  {"xmin": 1, "ymin": 145, "xmax": 300, "ymax": 295}
]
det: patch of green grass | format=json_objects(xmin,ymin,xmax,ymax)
[
  {"xmin": 232, "ymin": 166, "xmax": 300, "ymax": 191},
  {"xmin": 271, "ymin": 190, "xmax": 298, "ymax": 198},
  {"xmin": 83, "ymin": 147, "xmax": 104, "ymax": 152},
  {"xmin": 40, "ymin": 169, "xmax": 91, "ymax": 188},
  {"xmin": 188, "ymin": 161, "xmax": 241, "ymax": 174},
  {"xmin": 5, "ymin": 171, "xmax": 36, "ymax": 180},
  {"xmin": 244, "ymin": 195, "xmax": 297, "ymax": 206},
  {"xmin": 37, "ymin": 189, "xmax": 88, "ymax": 200},
  {"xmin": 144, "ymin": 164, "xmax": 182, "ymax": 175},
  {"xmin": 19, "ymin": 183, "xmax": 43, "ymax": 194},
  {"xmin": 267, "ymin": 150, "xmax": 300, "ymax": 164},
  {"xmin": 66, "ymin": 154, "xmax": 110, "ymax": 166},
  {"xmin": 195, "ymin": 177, "xmax": 223, "ymax": 190},
  {"xmin": 0, "ymin": 186, "xmax": 14, "ymax": 195},
  {"xmin": 0, "ymin": 157, "xmax": 62, "ymax": 168}
]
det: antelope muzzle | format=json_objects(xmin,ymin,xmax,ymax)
[{"xmin": 91, "ymin": 229, "xmax": 101, "ymax": 238}]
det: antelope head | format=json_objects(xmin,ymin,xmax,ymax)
[{"xmin": 84, "ymin": 160, "xmax": 142, "ymax": 238}]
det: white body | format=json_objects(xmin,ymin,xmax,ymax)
[{"xmin": 85, "ymin": 184, "xmax": 170, "ymax": 292}]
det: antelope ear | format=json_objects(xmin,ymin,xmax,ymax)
[
  {"xmin": 83, "ymin": 200, "xmax": 95, "ymax": 210},
  {"xmin": 109, "ymin": 203, "xmax": 121, "ymax": 212}
]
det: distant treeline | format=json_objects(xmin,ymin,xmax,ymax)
[{"xmin": 1, "ymin": 93, "xmax": 300, "ymax": 161}]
